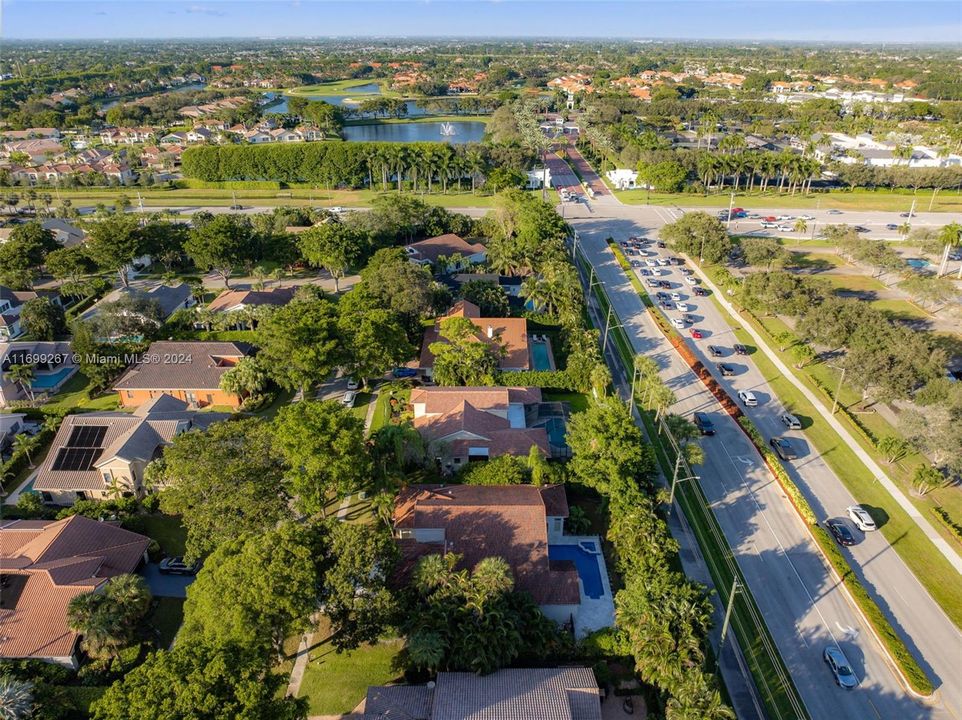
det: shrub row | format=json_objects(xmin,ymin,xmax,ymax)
[
  {"xmin": 177, "ymin": 179, "xmax": 282, "ymax": 190},
  {"xmin": 932, "ymin": 507, "xmax": 962, "ymax": 545},
  {"xmin": 0, "ymin": 423, "xmax": 58, "ymax": 493},
  {"xmin": 496, "ymin": 369, "xmax": 577, "ymax": 391}
]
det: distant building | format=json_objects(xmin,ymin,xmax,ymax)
[
  {"xmin": 0, "ymin": 341, "xmax": 77, "ymax": 407},
  {"xmin": 606, "ymin": 168, "xmax": 638, "ymax": 190},
  {"xmin": 404, "ymin": 234, "xmax": 487, "ymax": 270}
]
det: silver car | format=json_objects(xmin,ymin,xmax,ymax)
[
  {"xmin": 780, "ymin": 412, "xmax": 801, "ymax": 430},
  {"xmin": 823, "ymin": 646, "xmax": 859, "ymax": 689},
  {"xmin": 847, "ymin": 505, "xmax": 877, "ymax": 532}
]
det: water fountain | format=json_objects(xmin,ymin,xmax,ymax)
[{"xmin": 440, "ymin": 122, "xmax": 456, "ymax": 137}]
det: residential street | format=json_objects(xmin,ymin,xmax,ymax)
[{"xmin": 572, "ymin": 222, "xmax": 958, "ymax": 720}]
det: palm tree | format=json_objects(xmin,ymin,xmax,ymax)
[
  {"xmin": 0, "ymin": 676, "xmax": 34, "ymax": 720},
  {"xmin": 793, "ymin": 218, "xmax": 808, "ymax": 235},
  {"xmin": 6, "ymin": 364, "xmax": 35, "ymax": 404},
  {"xmin": 12, "ymin": 433, "xmax": 36, "ymax": 469},
  {"xmin": 67, "ymin": 592, "xmax": 126, "ymax": 660}
]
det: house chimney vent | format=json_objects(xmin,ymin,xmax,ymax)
[{"xmin": 486, "ymin": 325, "xmax": 494, "ymax": 338}]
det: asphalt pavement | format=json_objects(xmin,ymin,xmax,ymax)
[{"xmin": 572, "ymin": 219, "xmax": 958, "ymax": 720}]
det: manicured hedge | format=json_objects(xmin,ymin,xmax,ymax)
[{"xmin": 496, "ymin": 369, "xmax": 577, "ymax": 391}]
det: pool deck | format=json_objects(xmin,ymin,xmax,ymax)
[
  {"xmin": 4, "ymin": 470, "xmax": 38, "ymax": 506},
  {"xmin": 550, "ymin": 534, "xmax": 616, "ymax": 637}
]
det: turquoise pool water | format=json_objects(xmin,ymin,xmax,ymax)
[
  {"xmin": 543, "ymin": 417, "xmax": 567, "ymax": 447},
  {"xmin": 30, "ymin": 367, "xmax": 74, "ymax": 390},
  {"xmin": 531, "ymin": 340, "xmax": 552, "ymax": 370},
  {"xmin": 549, "ymin": 542, "xmax": 605, "ymax": 599},
  {"xmin": 906, "ymin": 258, "xmax": 929, "ymax": 269}
]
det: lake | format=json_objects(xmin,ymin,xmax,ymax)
[
  {"xmin": 343, "ymin": 122, "xmax": 486, "ymax": 144},
  {"xmin": 101, "ymin": 82, "xmax": 207, "ymax": 110}
]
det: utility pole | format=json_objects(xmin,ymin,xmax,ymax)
[
  {"xmin": 725, "ymin": 191, "xmax": 735, "ymax": 230},
  {"xmin": 908, "ymin": 196, "xmax": 917, "ymax": 220},
  {"xmin": 720, "ymin": 579, "xmax": 740, "ymax": 648}
]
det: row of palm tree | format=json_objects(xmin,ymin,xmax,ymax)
[
  {"xmin": 361, "ymin": 143, "xmax": 490, "ymax": 195},
  {"xmin": 696, "ymin": 150, "xmax": 822, "ymax": 195}
]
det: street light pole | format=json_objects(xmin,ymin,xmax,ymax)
[
  {"xmin": 720, "ymin": 579, "xmax": 740, "ymax": 648},
  {"xmin": 725, "ymin": 190, "xmax": 735, "ymax": 230},
  {"xmin": 831, "ymin": 366, "xmax": 846, "ymax": 415}
]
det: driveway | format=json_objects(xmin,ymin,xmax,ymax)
[{"xmin": 143, "ymin": 562, "xmax": 195, "ymax": 598}]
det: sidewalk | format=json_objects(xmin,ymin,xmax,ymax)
[{"xmin": 694, "ymin": 262, "xmax": 962, "ymax": 574}]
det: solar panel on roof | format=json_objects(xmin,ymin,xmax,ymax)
[
  {"xmin": 52, "ymin": 447, "xmax": 103, "ymax": 471},
  {"xmin": 67, "ymin": 425, "xmax": 107, "ymax": 448}
]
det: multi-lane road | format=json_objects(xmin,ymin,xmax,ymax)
[{"xmin": 570, "ymin": 205, "xmax": 962, "ymax": 720}]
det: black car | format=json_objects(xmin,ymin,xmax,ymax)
[
  {"xmin": 733, "ymin": 343, "xmax": 748, "ymax": 355},
  {"xmin": 769, "ymin": 436, "xmax": 798, "ymax": 460},
  {"xmin": 825, "ymin": 518, "xmax": 857, "ymax": 547},
  {"xmin": 159, "ymin": 556, "xmax": 201, "ymax": 576},
  {"xmin": 694, "ymin": 412, "xmax": 715, "ymax": 436},
  {"xmin": 707, "ymin": 344, "xmax": 724, "ymax": 358},
  {"xmin": 228, "ymin": 204, "xmax": 244, "ymax": 210},
  {"xmin": 656, "ymin": 241, "xmax": 666, "ymax": 248},
  {"xmin": 716, "ymin": 362, "xmax": 735, "ymax": 377},
  {"xmin": 660, "ymin": 280, "xmax": 672, "ymax": 288},
  {"xmin": 854, "ymin": 225, "xmax": 869, "ymax": 233},
  {"xmin": 693, "ymin": 286, "xmax": 708, "ymax": 296}
]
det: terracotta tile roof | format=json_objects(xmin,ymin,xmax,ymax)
[
  {"xmin": 0, "ymin": 516, "xmax": 149, "ymax": 661},
  {"xmin": 393, "ymin": 484, "xmax": 579, "ymax": 606},
  {"xmin": 206, "ymin": 287, "xmax": 295, "ymax": 313},
  {"xmin": 406, "ymin": 234, "xmax": 486, "ymax": 264},
  {"xmin": 419, "ymin": 303, "xmax": 530, "ymax": 371},
  {"xmin": 113, "ymin": 341, "xmax": 252, "ymax": 391}
]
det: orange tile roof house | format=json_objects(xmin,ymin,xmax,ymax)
[
  {"xmin": 419, "ymin": 301, "xmax": 531, "ymax": 374},
  {"xmin": 410, "ymin": 386, "xmax": 551, "ymax": 468},
  {"xmin": 205, "ymin": 287, "xmax": 295, "ymax": 328},
  {"xmin": 404, "ymin": 234, "xmax": 486, "ymax": 270},
  {"xmin": 33, "ymin": 394, "xmax": 231, "ymax": 506},
  {"xmin": 113, "ymin": 341, "xmax": 252, "ymax": 409},
  {"xmin": 364, "ymin": 667, "xmax": 601, "ymax": 720},
  {"xmin": 393, "ymin": 484, "xmax": 581, "ymax": 622},
  {"xmin": 0, "ymin": 515, "xmax": 150, "ymax": 668}
]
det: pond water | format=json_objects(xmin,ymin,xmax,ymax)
[
  {"xmin": 342, "ymin": 121, "xmax": 485, "ymax": 144},
  {"xmin": 267, "ymin": 93, "xmax": 428, "ymax": 117},
  {"xmin": 101, "ymin": 82, "xmax": 207, "ymax": 110}
]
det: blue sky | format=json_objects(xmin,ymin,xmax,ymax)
[{"xmin": 3, "ymin": 1, "xmax": 961, "ymax": 42}]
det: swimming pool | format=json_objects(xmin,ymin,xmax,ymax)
[
  {"xmin": 542, "ymin": 417, "xmax": 567, "ymax": 447},
  {"xmin": 549, "ymin": 542, "xmax": 606, "ymax": 599},
  {"xmin": 531, "ymin": 340, "xmax": 552, "ymax": 371},
  {"xmin": 906, "ymin": 258, "xmax": 929, "ymax": 270},
  {"xmin": 30, "ymin": 366, "xmax": 75, "ymax": 390}
]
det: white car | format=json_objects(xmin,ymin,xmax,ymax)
[
  {"xmin": 657, "ymin": 258, "xmax": 669, "ymax": 266},
  {"xmin": 346, "ymin": 377, "xmax": 359, "ymax": 391},
  {"xmin": 797, "ymin": 214, "xmax": 814, "ymax": 221},
  {"xmin": 645, "ymin": 259, "xmax": 656, "ymax": 267},
  {"xmin": 737, "ymin": 390, "xmax": 758, "ymax": 407},
  {"xmin": 645, "ymin": 278, "xmax": 658, "ymax": 288},
  {"xmin": 760, "ymin": 221, "xmax": 778, "ymax": 229},
  {"xmin": 329, "ymin": 206, "xmax": 344, "ymax": 213},
  {"xmin": 776, "ymin": 214, "xmax": 793, "ymax": 221},
  {"xmin": 341, "ymin": 390, "xmax": 357, "ymax": 407},
  {"xmin": 776, "ymin": 224, "xmax": 792, "ymax": 232},
  {"xmin": 671, "ymin": 292, "xmax": 681, "ymax": 301},
  {"xmin": 676, "ymin": 302, "xmax": 690, "ymax": 312},
  {"xmin": 847, "ymin": 505, "xmax": 877, "ymax": 532},
  {"xmin": 671, "ymin": 317, "xmax": 686, "ymax": 329},
  {"xmin": 686, "ymin": 276, "xmax": 698, "ymax": 285}
]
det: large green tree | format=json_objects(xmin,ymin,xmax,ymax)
[
  {"xmin": 429, "ymin": 316, "xmax": 500, "ymax": 386},
  {"xmin": 90, "ymin": 641, "xmax": 306, "ymax": 720},
  {"xmin": 0, "ymin": 221, "xmax": 58, "ymax": 288},
  {"xmin": 156, "ymin": 418, "xmax": 291, "ymax": 560},
  {"xmin": 83, "ymin": 214, "xmax": 143, "ymax": 288},
  {"xmin": 273, "ymin": 400, "xmax": 370, "ymax": 516},
  {"xmin": 337, "ymin": 308, "xmax": 414, "ymax": 382},
  {"xmin": 184, "ymin": 214, "xmax": 253, "ymax": 289},
  {"xmin": 255, "ymin": 290, "xmax": 343, "ymax": 394},
  {"xmin": 180, "ymin": 523, "xmax": 320, "ymax": 654},
  {"xmin": 19, "ymin": 296, "xmax": 66, "ymax": 340},
  {"xmin": 660, "ymin": 212, "xmax": 732, "ymax": 264},
  {"xmin": 298, "ymin": 222, "xmax": 367, "ymax": 293}
]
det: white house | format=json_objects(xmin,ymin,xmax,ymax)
[
  {"xmin": 526, "ymin": 167, "xmax": 552, "ymax": 189},
  {"xmin": 606, "ymin": 168, "xmax": 638, "ymax": 190}
]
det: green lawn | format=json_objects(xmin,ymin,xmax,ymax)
[
  {"xmin": 297, "ymin": 617, "xmax": 403, "ymax": 715},
  {"xmin": 543, "ymin": 389, "xmax": 590, "ymax": 413},
  {"xmin": 286, "ymin": 78, "xmax": 399, "ymax": 96},
  {"xmin": 871, "ymin": 298, "xmax": 932, "ymax": 322},
  {"xmin": 819, "ymin": 274, "xmax": 890, "ymax": 294},
  {"xmin": 251, "ymin": 387, "xmax": 296, "ymax": 420},
  {"xmin": 350, "ymin": 391, "xmax": 374, "ymax": 422},
  {"xmin": 785, "ymin": 250, "xmax": 849, "ymax": 270},
  {"xmin": 139, "ymin": 514, "xmax": 187, "ymax": 557},
  {"xmin": 613, "ymin": 188, "xmax": 962, "ymax": 213},
  {"xmin": 701, "ymin": 269, "xmax": 962, "ymax": 628},
  {"xmin": 42, "ymin": 373, "xmax": 121, "ymax": 414},
  {"xmin": 369, "ymin": 382, "xmax": 413, "ymax": 433},
  {"xmin": 148, "ymin": 597, "xmax": 185, "ymax": 650}
]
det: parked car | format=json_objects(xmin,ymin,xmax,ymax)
[
  {"xmin": 689, "ymin": 328, "xmax": 703, "ymax": 339},
  {"xmin": 769, "ymin": 436, "xmax": 798, "ymax": 460},
  {"xmin": 686, "ymin": 276, "xmax": 698, "ymax": 285},
  {"xmin": 827, "ymin": 209, "xmax": 844, "ymax": 215},
  {"xmin": 646, "ymin": 278, "xmax": 658, "ymax": 288},
  {"xmin": 825, "ymin": 517, "xmax": 857, "ymax": 546},
  {"xmin": 737, "ymin": 390, "xmax": 757, "ymax": 406},
  {"xmin": 823, "ymin": 646, "xmax": 859, "ymax": 690},
  {"xmin": 676, "ymin": 302, "xmax": 690, "ymax": 312},
  {"xmin": 671, "ymin": 292, "xmax": 681, "ymax": 301},
  {"xmin": 630, "ymin": 260, "xmax": 641, "ymax": 267},
  {"xmin": 716, "ymin": 362, "xmax": 735, "ymax": 377},
  {"xmin": 707, "ymin": 344, "xmax": 724, "ymax": 358},
  {"xmin": 660, "ymin": 280, "xmax": 672, "ymax": 289},
  {"xmin": 392, "ymin": 367, "xmax": 417, "ymax": 378},
  {"xmin": 680, "ymin": 267, "xmax": 692, "ymax": 275},
  {"xmin": 693, "ymin": 286, "xmax": 708, "ymax": 296},
  {"xmin": 640, "ymin": 268, "xmax": 652, "ymax": 276},
  {"xmin": 683, "ymin": 313, "xmax": 696, "ymax": 324},
  {"xmin": 694, "ymin": 412, "xmax": 715, "ymax": 436},
  {"xmin": 733, "ymin": 343, "xmax": 748, "ymax": 355},
  {"xmin": 780, "ymin": 412, "xmax": 801, "ymax": 430},
  {"xmin": 341, "ymin": 390, "xmax": 358, "ymax": 407},
  {"xmin": 776, "ymin": 224, "xmax": 792, "ymax": 232},
  {"xmin": 847, "ymin": 505, "xmax": 877, "ymax": 532},
  {"xmin": 657, "ymin": 258, "xmax": 669, "ymax": 266},
  {"xmin": 797, "ymin": 215, "xmax": 815, "ymax": 221},
  {"xmin": 346, "ymin": 377, "xmax": 359, "ymax": 391},
  {"xmin": 760, "ymin": 221, "xmax": 778, "ymax": 229},
  {"xmin": 657, "ymin": 241, "xmax": 666, "ymax": 248},
  {"xmin": 159, "ymin": 557, "xmax": 201, "ymax": 576},
  {"xmin": 671, "ymin": 317, "xmax": 686, "ymax": 329},
  {"xmin": 661, "ymin": 300, "xmax": 673, "ymax": 310},
  {"xmin": 776, "ymin": 214, "xmax": 793, "ymax": 221},
  {"xmin": 645, "ymin": 259, "xmax": 656, "ymax": 267}
]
